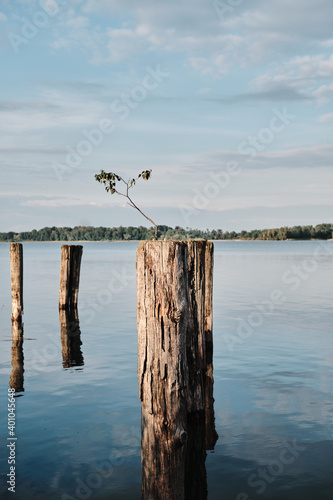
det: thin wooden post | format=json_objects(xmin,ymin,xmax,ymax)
[
  {"xmin": 10, "ymin": 321, "xmax": 24, "ymax": 393},
  {"xmin": 10, "ymin": 243, "xmax": 23, "ymax": 323},
  {"xmin": 137, "ymin": 240, "xmax": 216, "ymax": 499},
  {"xmin": 59, "ymin": 245, "xmax": 83, "ymax": 310}
]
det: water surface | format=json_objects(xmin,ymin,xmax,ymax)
[{"xmin": 0, "ymin": 241, "xmax": 332, "ymax": 499}]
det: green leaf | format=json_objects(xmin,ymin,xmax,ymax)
[{"xmin": 141, "ymin": 169, "xmax": 152, "ymax": 181}]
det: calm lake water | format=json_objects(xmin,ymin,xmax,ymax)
[{"xmin": 0, "ymin": 241, "xmax": 332, "ymax": 499}]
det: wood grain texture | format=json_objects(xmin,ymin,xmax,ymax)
[
  {"xmin": 10, "ymin": 243, "xmax": 23, "ymax": 323},
  {"xmin": 137, "ymin": 240, "xmax": 216, "ymax": 499},
  {"xmin": 59, "ymin": 245, "xmax": 83, "ymax": 310}
]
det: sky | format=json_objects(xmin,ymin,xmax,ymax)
[{"xmin": 0, "ymin": 0, "xmax": 333, "ymax": 232}]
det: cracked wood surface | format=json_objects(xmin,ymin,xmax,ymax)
[
  {"xmin": 59, "ymin": 245, "xmax": 83, "ymax": 311},
  {"xmin": 10, "ymin": 243, "xmax": 23, "ymax": 323},
  {"xmin": 137, "ymin": 240, "xmax": 214, "ymax": 499}
]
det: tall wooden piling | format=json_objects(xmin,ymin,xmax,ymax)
[
  {"xmin": 137, "ymin": 240, "xmax": 216, "ymax": 499},
  {"xmin": 10, "ymin": 243, "xmax": 23, "ymax": 323},
  {"xmin": 59, "ymin": 245, "xmax": 83, "ymax": 310}
]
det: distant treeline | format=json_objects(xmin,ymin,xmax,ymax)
[{"xmin": 0, "ymin": 224, "xmax": 332, "ymax": 242}]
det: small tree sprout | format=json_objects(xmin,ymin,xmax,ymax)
[{"xmin": 94, "ymin": 169, "xmax": 158, "ymax": 238}]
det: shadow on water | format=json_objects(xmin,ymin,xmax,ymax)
[
  {"xmin": 59, "ymin": 309, "xmax": 84, "ymax": 369},
  {"xmin": 10, "ymin": 321, "xmax": 24, "ymax": 396}
]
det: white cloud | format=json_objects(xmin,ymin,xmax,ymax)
[
  {"xmin": 189, "ymin": 56, "xmax": 229, "ymax": 77},
  {"xmin": 197, "ymin": 87, "xmax": 211, "ymax": 95},
  {"xmin": 0, "ymin": 11, "xmax": 7, "ymax": 21},
  {"xmin": 65, "ymin": 14, "xmax": 90, "ymax": 30},
  {"xmin": 19, "ymin": 197, "xmax": 102, "ymax": 208},
  {"xmin": 106, "ymin": 27, "xmax": 144, "ymax": 62},
  {"xmin": 82, "ymin": 0, "xmax": 137, "ymax": 14},
  {"xmin": 194, "ymin": 144, "xmax": 333, "ymax": 172},
  {"xmin": 318, "ymin": 112, "xmax": 333, "ymax": 123},
  {"xmin": 50, "ymin": 8, "xmax": 107, "ymax": 64},
  {"xmin": 278, "ymin": 53, "xmax": 333, "ymax": 84},
  {"xmin": 313, "ymin": 83, "xmax": 333, "ymax": 105},
  {"xmin": 44, "ymin": 0, "xmax": 333, "ymax": 83},
  {"xmin": 251, "ymin": 54, "xmax": 333, "ymax": 104},
  {"xmin": 0, "ymin": 95, "xmax": 106, "ymax": 134},
  {"xmin": 223, "ymin": 0, "xmax": 333, "ymax": 42},
  {"xmin": 254, "ymin": 54, "xmax": 333, "ymax": 88}
]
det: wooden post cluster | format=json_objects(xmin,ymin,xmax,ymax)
[
  {"xmin": 8, "ymin": 243, "xmax": 84, "ymax": 391},
  {"xmin": 137, "ymin": 240, "xmax": 217, "ymax": 499},
  {"xmin": 9, "ymin": 243, "xmax": 83, "ymax": 313},
  {"xmin": 10, "ymin": 243, "xmax": 23, "ymax": 323},
  {"xmin": 59, "ymin": 245, "xmax": 83, "ymax": 310}
]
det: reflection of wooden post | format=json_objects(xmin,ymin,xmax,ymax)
[
  {"xmin": 59, "ymin": 309, "xmax": 84, "ymax": 368},
  {"xmin": 185, "ymin": 412, "xmax": 207, "ymax": 499},
  {"xmin": 137, "ymin": 240, "xmax": 215, "ymax": 499},
  {"xmin": 59, "ymin": 245, "xmax": 83, "ymax": 310},
  {"xmin": 10, "ymin": 321, "xmax": 24, "ymax": 393},
  {"xmin": 10, "ymin": 243, "xmax": 23, "ymax": 323}
]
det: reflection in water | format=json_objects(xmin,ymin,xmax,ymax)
[
  {"xmin": 59, "ymin": 309, "xmax": 84, "ymax": 369},
  {"xmin": 10, "ymin": 321, "xmax": 24, "ymax": 395},
  {"xmin": 141, "ymin": 394, "xmax": 218, "ymax": 500},
  {"xmin": 185, "ymin": 410, "xmax": 208, "ymax": 499},
  {"xmin": 188, "ymin": 359, "xmax": 219, "ymax": 498},
  {"xmin": 205, "ymin": 337, "xmax": 219, "ymax": 452},
  {"xmin": 141, "ymin": 341, "xmax": 218, "ymax": 500}
]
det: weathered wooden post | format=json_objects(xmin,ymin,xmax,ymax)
[
  {"xmin": 59, "ymin": 308, "xmax": 84, "ymax": 368},
  {"xmin": 10, "ymin": 243, "xmax": 23, "ymax": 323},
  {"xmin": 138, "ymin": 241, "xmax": 189, "ymax": 499},
  {"xmin": 59, "ymin": 245, "xmax": 83, "ymax": 310},
  {"xmin": 137, "ymin": 240, "xmax": 216, "ymax": 499},
  {"xmin": 186, "ymin": 240, "xmax": 213, "ymax": 414},
  {"xmin": 10, "ymin": 321, "xmax": 24, "ymax": 393}
]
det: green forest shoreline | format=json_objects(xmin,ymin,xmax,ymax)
[{"xmin": 0, "ymin": 224, "xmax": 332, "ymax": 242}]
